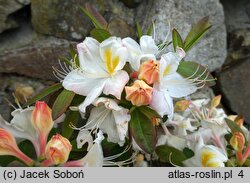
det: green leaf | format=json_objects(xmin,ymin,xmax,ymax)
[
  {"xmin": 90, "ymin": 28, "xmax": 111, "ymax": 42},
  {"xmin": 23, "ymin": 83, "xmax": 62, "ymax": 107},
  {"xmin": 177, "ymin": 61, "xmax": 216, "ymax": 86},
  {"xmin": 129, "ymin": 107, "xmax": 157, "ymax": 154},
  {"xmin": 139, "ymin": 106, "xmax": 160, "ymax": 119},
  {"xmin": 61, "ymin": 95, "xmax": 85, "ymax": 139},
  {"xmin": 80, "ymin": 4, "xmax": 108, "ymax": 30},
  {"xmin": 183, "ymin": 148, "xmax": 194, "ymax": 159},
  {"xmin": 59, "ymin": 56, "xmax": 72, "ymax": 66},
  {"xmin": 136, "ymin": 21, "xmax": 143, "ymax": 39},
  {"xmin": 146, "ymin": 21, "xmax": 154, "ymax": 36},
  {"xmin": 0, "ymin": 156, "xmax": 16, "ymax": 167},
  {"xmin": 62, "ymin": 111, "xmax": 80, "ymax": 139},
  {"xmin": 172, "ymin": 28, "xmax": 184, "ymax": 51},
  {"xmin": 184, "ymin": 16, "xmax": 211, "ymax": 52},
  {"xmin": 52, "ymin": 89, "xmax": 75, "ymax": 120},
  {"xmin": 156, "ymin": 145, "xmax": 188, "ymax": 166}
]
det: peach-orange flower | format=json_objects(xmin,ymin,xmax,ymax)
[
  {"xmin": 125, "ymin": 80, "xmax": 153, "ymax": 106},
  {"xmin": 31, "ymin": 101, "xmax": 54, "ymax": 158},
  {"xmin": 138, "ymin": 59, "xmax": 159, "ymax": 85},
  {"xmin": 45, "ymin": 134, "xmax": 72, "ymax": 165},
  {"xmin": 0, "ymin": 128, "xmax": 34, "ymax": 166}
]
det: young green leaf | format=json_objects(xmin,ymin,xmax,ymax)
[
  {"xmin": 136, "ymin": 21, "xmax": 143, "ymax": 39},
  {"xmin": 146, "ymin": 21, "xmax": 154, "ymax": 36},
  {"xmin": 129, "ymin": 107, "xmax": 157, "ymax": 154},
  {"xmin": 155, "ymin": 145, "xmax": 188, "ymax": 166},
  {"xmin": 172, "ymin": 28, "xmax": 184, "ymax": 51},
  {"xmin": 184, "ymin": 16, "xmax": 212, "ymax": 52},
  {"xmin": 52, "ymin": 89, "xmax": 75, "ymax": 120},
  {"xmin": 177, "ymin": 61, "xmax": 216, "ymax": 86},
  {"xmin": 80, "ymin": 3, "xmax": 108, "ymax": 30},
  {"xmin": 90, "ymin": 28, "xmax": 111, "ymax": 42},
  {"xmin": 138, "ymin": 106, "xmax": 160, "ymax": 119},
  {"xmin": 23, "ymin": 83, "xmax": 62, "ymax": 107}
]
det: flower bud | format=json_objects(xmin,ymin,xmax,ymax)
[
  {"xmin": 174, "ymin": 100, "xmax": 190, "ymax": 112},
  {"xmin": 0, "ymin": 128, "xmax": 34, "ymax": 166},
  {"xmin": 45, "ymin": 134, "xmax": 72, "ymax": 165},
  {"xmin": 31, "ymin": 101, "xmax": 54, "ymax": 158},
  {"xmin": 211, "ymin": 95, "xmax": 221, "ymax": 108},
  {"xmin": 230, "ymin": 132, "xmax": 245, "ymax": 152},
  {"xmin": 138, "ymin": 59, "xmax": 159, "ymax": 85},
  {"xmin": 125, "ymin": 80, "xmax": 153, "ymax": 106}
]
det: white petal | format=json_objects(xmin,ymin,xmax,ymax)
[
  {"xmin": 164, "ymin": 73, "xmax": 197, "ymax": 98},
  {"xmin": 63, "ymin": 69, "xmax": 107, "ymax": 96},
  {"xmin": 100, "ymin": 37, "xmax": 127, "ymax": 73},
  {"xmin": 103, "ymin": 70, "xmax": 129, "ymax": 99},
  {"xmin": 112, "ymin": 109, "xmax": 130, "ymax": 144},
  {"xmin": 159, "ymin": 52, "xmax": 180, "ymax": 80},
  {"xmin": 82, "ymin": 141, "xmax": 104, "ymax": 167},
  {"xmin": 76, "ymin": 130, "xmax": 93, "ymax": 151},
  {"xmin": 77, "ymin": 37, "xmax": 106, "ymax": 74},
  {"xmin": 140, "ymin": 35, "xmax": 158, "ymax": 55},
  {"xmin": 0, "ymin": 108, "xmax": 40, "ymax": 155},
  {"xmin": 150, "ymin": 85, "xmax": 174, "ymax": 118},
  {"xmin": 122, "ymin": 37, "xmax": 142, "ymax": 71},
  {"xmin": 78, "ymin": 80, "xmax": 106, "ymax": 113},
  {"xmin": 93, "ymin": 97, "xmax": 122, "ymax": 111}
]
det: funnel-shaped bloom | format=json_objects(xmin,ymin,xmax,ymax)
[
  {"xmin": 45, "ymin": 134, "xmax": 72, "ymax": 165},
  {"xmin": 79, "ymin": 97, "xmax": 130, "ymax": 146},
  {"xmin": 0, "ymin": 128, "xmax": 34, "ymax": 166},
  {"xmin": 31, "ymin": 101, "xmax": 54, "ymax": 158},
  {"xmin": 125, "ymin": 80, "xmax": 153, "ymax": 106},
  {"xmin": 63, "ymin": 37, "xmax": 129, "ymax": 113},
  {"xmin": 150, "ymin": 52, "xmax": 197, "ymax": 117}
]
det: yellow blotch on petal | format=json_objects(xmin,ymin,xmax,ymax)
[
  {"xmin": 201, "ymin": 151, "xmax": 216, "ymax": 167},
  {"xmin": 105, "ymin": 49, "xmax": 120, "ymax": 75},
  {"xmin": 163, "ymin": 64, "xmax": 172, "ymax": 77}
]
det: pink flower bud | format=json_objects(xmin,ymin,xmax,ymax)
[
  {"xmin": 138, "ymin": 59, "xmax": 159, "ymax": 85},
  {"xmin": 0, "ymin": 128, "xmax": 34, "ymax": 166},
  {"xmin": 45, "ymin": 134, "xmax": 72, "ymax": 165},
  {"xmin": 31, "ymin": 101, "xmax": 54, "ymax": 158},
  {"xmin": 125, "ymin": 80, "xmax": 153, "ymax": 106}
]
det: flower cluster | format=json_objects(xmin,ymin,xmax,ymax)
[{"xmin": 0, "ymin": 5, "xmax": 249, "ymax": 167}]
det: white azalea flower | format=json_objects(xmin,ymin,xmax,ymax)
[
  {"xmin": 183, "ymin": 138, "xmax": 228, "ymax": 167},
  {"xmin": 169, "ymin": 113, "xmax": 197, "ymax": 137},
  {"xmin": 63, "ymin": 37, "xmax": 129, "ymax": 113},
  {"xmin": 79, "ymin": 97, "xmax": 130, "ymax": 146},
  {"xmin": 150, "ymin": 51, "xmax": 197, "ymax": 117},
  {"xmin": 0, "ymin": 108, "xmax": 39, "ymax": 155},
  {"xmin": 122, "ymin": 35, "xmax": 158, "ymax": 71}
]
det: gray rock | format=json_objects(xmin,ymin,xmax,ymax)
[
  {"xmin": 0, "ymin": 0, "xmax": 30, "ymax": 33},
  {"xmin": 136, "ymin": 0, "xmax": 227, "ymax": 71},
  {"xmin": 221, "ymin": 0, "xmax": 250, "ymax": 32},
  {"xmin": 218, "ymin": 58, "xmax": 250, "ymax": 123},
  {"xmin": 31, "ymin": 0, "xmax": 135, "ymax": 41},
  {"xmin": 0, "ymin": 22, "xmax": 74, "ymax": 80}
]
